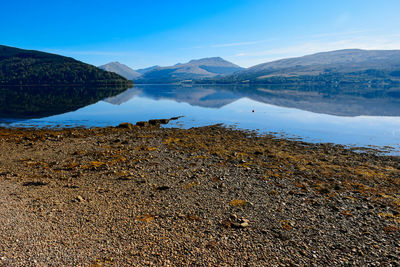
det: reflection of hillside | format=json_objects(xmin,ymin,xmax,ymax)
[
  {"xmin": 107, "ymin": 85, "xmax": 241, "ymax": 108},
  {"xmin": 104, "ymin": 89, "xmax": 140, "ymax": 105},
  {"xmin": 0, "ymin": 85, "xmax": 129, "ymax": 121},
  {"xmin": 140, "ymin": 85, "xmax": 240, "ymax": 108},
  {"xmin": 125, "ymin": 84, "xmax": 400, "ymax": 117},
  {"xmin": 235, "ymin": 85, "xmax": 400, "ymax": 116}
]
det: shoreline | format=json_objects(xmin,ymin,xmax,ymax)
[
  {"xmin": 2, "ymin": 122, "xmax": 399, "ymax": 157},
  {"xmin": 0, "ymin": 124, "xmax": 399, "ymax": 265}
]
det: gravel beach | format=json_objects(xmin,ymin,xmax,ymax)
[{"xmin": 0, "ymin": 124, "xmax": 399, "ymax": 266}]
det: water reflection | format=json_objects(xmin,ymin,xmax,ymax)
[
  {"xmin": 106, "ymin": 84, "xmax": 400, "ymax": 116},
  {"xmin": 1, "ymin": 84, "xmax": 399, "ymax": 153},
  {"xmin": 0, "ymin": 85, "xmax": 131, "ymax": 122}
]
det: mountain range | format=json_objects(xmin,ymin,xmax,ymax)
[
  {"xmin": 101, "ymin": 49, "xmax": 400, "ymax": 85},
  {"xmin": 136, "ymin": 57, "xmax": 244, "ymax": 83},
  {"xmin": 2, "ymin": 45, "xmax": 399, "ymax": 86},
  {"xmin": 99, "ymin": 57, "xmax": 244, "ymax": 83},
  {"xmin": 201, "ymin": 49, "xmax": 400, "ymax": 84}
]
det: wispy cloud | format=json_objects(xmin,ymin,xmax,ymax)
[
  {"xmin": 307, "ymin": 29, "xmax": 374, "ymax": 39},
  {"xmin": 234, "ymin": 32, "xmax": 400, "ymax": 57},
  {"xmin": 46, "ymin": 49, "xmax": 125, "ymax": 57},
  {"xmin": 232, "ymin": 40, "xmax": 355, "ymax": 58},
  {"xmin": 192, "ymin": 39, "xmax": 273, "ymax": 49}
]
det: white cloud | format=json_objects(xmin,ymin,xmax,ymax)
[{"xmin": 47, "ymin": 49, "xmax": 125, "ymax": 56}]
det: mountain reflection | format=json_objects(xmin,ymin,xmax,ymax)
[
  {"xmin": 1, "ymin": 84, "xmax": 399, "ymax": 124},
  {"xmin": 105, "ymin": 84, "xmax": 400, "ymax": 117},
  {"xmin": 0, "ymin": 85, "xmax": 130, "ymax": 122}
]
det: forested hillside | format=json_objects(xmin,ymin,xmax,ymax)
[{"xmin": 0, "ymin": 45, "xmax": 133, "ymax": 85}]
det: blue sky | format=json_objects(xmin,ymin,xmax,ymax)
[{"xmin": 2, "ymin": 0, "xmax": 400, "ymax": 68}]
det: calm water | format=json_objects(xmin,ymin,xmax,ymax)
[{"xmin": 1, "ymin": 84, "xmax": 400, "ymax": 154}]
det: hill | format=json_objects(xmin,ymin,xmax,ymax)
[
  {"xmin": 136, "ymin": 57, "xmax": 243, "ymax": 83},
  {"xmin": 99, "ymin": 62, "xmax": 141, "ymax": 80},
  {"xmin": 196, "ymin": 49, "xmax": 400, "ymax": 84},
  {"xmin": 0, "ymin": 45, "xmax": 132, "ymax": 85}
]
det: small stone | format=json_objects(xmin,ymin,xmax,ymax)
[
  {"xmin": 240, "ymin": 221, "xmax": 249, "ymax": 227},
  {"xmin": 148, "ymin": 119, "xmax": 161, "ymax": 126},
  {"xmin": 136, "ymin": 121, "xmax": 149, "ymax": 127},
  {"xmin": 231, "ymin": 217, "xmax": 250, "ymax": 228},
  {"xmin": 231, "ymin": 221, "xmax": 249, "ymax": 228},
  {"xmin": 155, "ymin": 185, "xmax": 170, "ymax": 191},
  {"xmin": 75, "ymin": 195, "xmax": 84, "ymax": 202},
  {"xmin": 116, "ymin": 122, "xmax": 134, "ymax": 130},
  {"xmin": 158, "ymin": 119, "xmax": 170, "ymax": 124},
  {"xmin": 276, "ymin": 231, "xmax": 291, "ymax": 241}
]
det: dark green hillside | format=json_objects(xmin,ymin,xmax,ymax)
[{"xmin": 0, "ymin": 45, "xmax": 133, "ymax": 85}]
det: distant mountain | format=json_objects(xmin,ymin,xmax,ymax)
[
  {"xmin": 0, "ymin": 45, "xmax": 132, "ymax": 85},
  {"xmin": 197, "ymin": 49, "xmax": 400, "ymax": 84},
  {"xmin": 136, "ymin": 65, "xmax": 160, "ymax": 75},
  {"xmin": 99, "ymin": 62, "xmax": 141, "ymax": 80},
  {"xmin": 136, "ymin": 57, "xmax": 244, "ymax": 83},
  {"xmin": 247, "ymin": 49, "xmax": 400, "ymax": 74}
]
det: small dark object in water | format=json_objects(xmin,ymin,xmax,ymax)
[
  {"xmin": 170, "ymin": 116, "xmax": 184, "ymax": 120},
  {"xmin": 252, "ymin": 110, "xmax": 254, "ymax": 113}
]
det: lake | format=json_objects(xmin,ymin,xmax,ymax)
[{"xmin": 1, "ymin": 84, "xmax": 400, "ymax": 154}]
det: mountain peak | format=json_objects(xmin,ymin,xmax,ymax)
[
  {"xmin": 137, "ymin": 57, "xmax": 243, "ymax": 83},
  {"xmin": 99, "ymin": 62, "xmax": 141, "ymax": 80},
  {"xmin": 188, "ymin": 57, "xmax": 234, "ymax": 66}
]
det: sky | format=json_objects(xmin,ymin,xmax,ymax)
[{"xmin": 2, "ymin": 0, "xmax": 400, "ymax": 68}]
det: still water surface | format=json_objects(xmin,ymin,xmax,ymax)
[{"xmin": 1, "ymin": 84, "xmax": 400, "ymax": 153}]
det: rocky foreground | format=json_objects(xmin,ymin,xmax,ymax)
[{"xmin": 0, "ymin": 124, "xmax": 399, "ymax": 266}]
